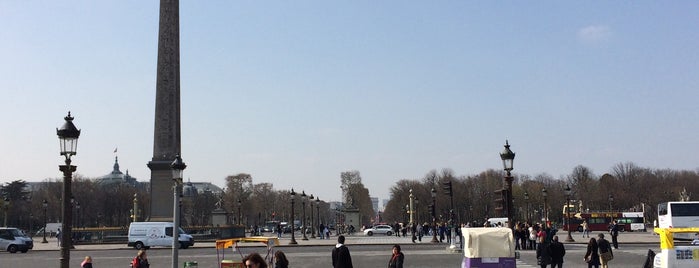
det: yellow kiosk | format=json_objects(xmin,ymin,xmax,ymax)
[
  {"xmin": 215, "ymin": 237, "xmax": 280, "ymax": 268},
  {"xmin": 653, "ymin": 227, "xmax": 699, "ymax": 268}
]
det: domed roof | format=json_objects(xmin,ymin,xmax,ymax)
[{"xmin": 96, "ymin": 156, "xmax": 139, "ymax": 187}]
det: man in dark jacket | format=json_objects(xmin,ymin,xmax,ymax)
[
  {"xmin": 609, "ymin": 220, "xmax": 619, "ymax": 249},
  {"xmin": 548, "ymin": 235, "xmax": 566, "ymax": 268},
  {"xmin": 332, "ymin": 235, "xmax": 353, "ymax": 268}
]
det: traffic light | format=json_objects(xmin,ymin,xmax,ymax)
[
  {"xmin": 442, "ymin": 181, "xmax": 453, "ymax": 197},
  {"xmin": 428, "ymin": 204, "xmax": 434, "ymax": 216}
]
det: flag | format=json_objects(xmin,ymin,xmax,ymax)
[{"xmin": 114, "ymin": 147, "xmax": 118, "ymax": 153}]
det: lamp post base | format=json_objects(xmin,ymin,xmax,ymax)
[{"xmin": 565, "ymin": 233, "xmax": 575, "ymax": 242}]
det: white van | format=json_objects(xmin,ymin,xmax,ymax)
[
  {"xmin": 0, "ymin": 227, "xmax": 33, "ymax": 253},
  {"xmin": 127, "ymin": 222, "xmax": 194, "ymax": 250},
  {"xmin": 35, "ymin": 223, "xmax": 62, "ymax": 237},
  {"xmin": 486, "ymin": 217, "xmax": 510, "ymax": 227}
]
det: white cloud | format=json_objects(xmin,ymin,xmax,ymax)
[{"xmin": 577, "ymin": 25, "xmax": 612, "ymax": 44}]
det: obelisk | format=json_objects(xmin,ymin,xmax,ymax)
[{"xmin": 147, "ymin": 0, "xmax": 181, "ymax": 221}]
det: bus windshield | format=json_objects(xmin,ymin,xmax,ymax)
[{"xmin": 657, "ymin": 201, "xmax": 699, "ymax": 240}]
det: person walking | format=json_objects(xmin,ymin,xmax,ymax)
[
  {"xmin": 387, "ymin": 244, "xmax": 404, "ymax": 268},
  {"xmin": 319, "ymin": 223, "xmax": 325, "ymax": 239},
  {"xmin": 582, "ymin": 220, "xmax": 590, "ymax": 238},
  {"xmin": 548, "ymin": 236, "xmax": 566, "ymax": 268},
  {"xmin": 131, "ymin": 250, "xmax": 150, "ymax": 268},
  {"xmin": 81, "ymin": 256, "xmax": 93, "ymax": 268},
  {"xmin": 584, "ymin": 238, "xmax": 600, "ymax": 268},
  {"xmin": 597, "ymin": 233, "xmax": 613, "ymax": 268},
  {"xmin": 332, "ymin": 235, "xmax": 353, "ymax": 268},
  {"xmin": 274, "ymin": 251, "xmax": 289, "ymax": 268},
  {"xmin": 243, "ymin": 253, "xmax": 268, "ymax": 268},
  {"xmin": 56, "ymin": 228, "xmax": 61, "ymax": 247},
  {"xmin": 609, "ymin": 220, "xmax": 619, "ymax": 249}
]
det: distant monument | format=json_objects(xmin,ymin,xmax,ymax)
[{"xmin": 147, "ymin": 0, "xmax": 182, "ymax": 221}]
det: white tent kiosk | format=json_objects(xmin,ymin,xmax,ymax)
[{"xmin": 461, "ymin": 227, "xmax": 516, "ymax": 268}]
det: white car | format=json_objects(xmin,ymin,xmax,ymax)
[{"xmin": 363, "ymin": 225, "xmax": 394, "ymax": 236}]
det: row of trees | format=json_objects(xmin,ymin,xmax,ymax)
[
  {"xmin": 382, "ymin": 163, "xmax": 699, "ymax": 227},
  {"xmin": 3, "ymin": 162, "xmax": 697, "ymax": 233},
  {"xmin": 0, "ymin": 171, "xmax": 373, "ymax": 233}
]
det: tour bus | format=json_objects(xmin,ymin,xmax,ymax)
[
  {"xmin": 562, "ymin": 205, "xmax": 645, "ymax": 232},
  {"xmin": 657, "ymin": 201, "xmax": 699, "ymax": 240}
]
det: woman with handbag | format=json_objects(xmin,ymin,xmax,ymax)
[
  {"xmin": 597, "ymin": 233, "xmax": 614, "ymax": 268},
  {"xmin": 584, "ymin": 238, "xmax": 600, "ymax": 268}
]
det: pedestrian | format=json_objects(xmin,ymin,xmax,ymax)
[
  {"xmin": 529, "ymin": 224, "xmax": 537, "ymax": 250},
  {"xmin": 332, "ymin": 235, "xmax": 353, "ymax": 268},
  {"xmin": 609, "ymin": 220, "xmax": 619, "ymax": 249},
  {"xmin": 597, "ymin": 233, "xmax": 613, "ymax": 268},
  {"xmin": 394, "ymin": 222, "xmax": 400, "ymax": 237},
  {"xmin": 548, "ymin": 235, "xmax": 565, "ymax": 268},
  {"xmin": 243, "ymin": 253, "xmax": 268, "ymax": 268},
  {"xmin": 81, "ymin": 256, "xmax": 93, "ymax": 268},
  {"xmin": 584, "ymin": 238, "xmax": 600, "ymax": 268},
  {"xmin": 276, "ymin": 223, "xmax": 283, "ymax": 238},
  {"xmin": 319, "ymin": 223, "xmax": 325, "ymax": 239},
  {"xmin": 514, "ymin": 224, "xmax": 522, "ymax": 250},
  {"xmin": 582, "ymin": 220, "xmax": 590, "ymax": 238},
  {"xmin": 56, "ymin": 228, "xmax": 61, "ymax": 246},
  {"xmin": 325, "ymin": 225, "xmax": 330, "ymax": 239},
  {"xmin": 410, "ymin": 223, "xmax": 417, "ymax": 243},
  {"xmin": 131, "ymin": 249, "xmax": 150, "ymax": 268},
  {"xmin": 387, "ymin": 244, "xmax": 404, "ymax": 268},
  {"xmin": 536, "ymin": 230, "xmax": 552, "ymax": 268},
  {"xmin": 274, "ymin": 251, "xmax": 289, "ymax": 268}
]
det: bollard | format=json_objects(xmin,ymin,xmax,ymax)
[{"xmin": 183, "ymin": 261, "xmax": 198, "ymax": 268}]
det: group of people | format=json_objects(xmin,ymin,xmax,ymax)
[{"xmin": 332, "ymin": 235, "xmax": 404, "ymax": 268}]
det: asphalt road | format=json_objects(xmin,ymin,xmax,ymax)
[{"xmin": 1, "ymin": 243, "xmax": 659, "ymax": 268}]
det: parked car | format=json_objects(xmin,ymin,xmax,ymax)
[
  {"xmin": 0, "ymin": 227, "xmax": 33, "ymax": 253},
  {"xmin": 363, "ymin": 225, "xmax": 394, "ymax": 236}
]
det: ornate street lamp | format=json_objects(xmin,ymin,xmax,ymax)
[
  {"xmin": 315, "ymin": 197, "xmax": 320, "ymax": 237},
  {"xmin": 3, "ymin": 197, "xmax": 9, "ymax": 227},
  {"xmin": 237, "ymin": 199, "xmax": 242, "ymax": 225},
  {"xmin": 500, "ymin": 140, "xmax": 516, "ymax": 228},
  {"xmin": 409, "ymin": 189, "xmax": 415, "ymax": 225},
  {"xmin": 309, "ymin": 194, "xmax": 315, "ymax": 239},
  {"xmin": 564, "ymin": 185, "xmax": 575, "ymax": 242},
  {"xmin": 170, "ymin": 155, "xmax": 187, "ymax": 268},
  {"xmin": 524, "ymin": 192, "xmax": 529, "ymax": 223},
  {"xmin": 608, "ymin": 194, "xmax": 614, "ymax": 211},
  {"xmin": 430, "ymin": 188, "xmax": 439, "ymax": 243},
  {"xmin": 301, "ymin": 191, "xmax": 308, "ymax": 241},
  {"xmin": 57, "ymin": 112, "xmax": 80, "ymax": 268},
  {"xmin": 542, "ymin": 188, "xmax": 548, "ymax": 221},
  {"xmin": 289, "ymin": 189, "xmax": 297, "ymax": 245},
  {"xmin": 42, "ymin": 200, "xmax": 48, "ymax": 243}
]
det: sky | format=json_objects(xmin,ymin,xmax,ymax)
[{"xmin": 1, "ymin": 1, "xmax": 698, "ymax": 203}]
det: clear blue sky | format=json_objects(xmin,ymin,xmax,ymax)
[{"xmin": 1, "ymin": 1, "xmax": 698, "ymax": 203}]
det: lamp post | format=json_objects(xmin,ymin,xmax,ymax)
[
  {"xmin": 430, "ymin": 188, "xmax": 439, "ymax": 243},
  {"xmin": 42, "ymin": 200, "xmax": 48, "ymax": 243},
  {"xmin": 542, "ymin": 188, "xmax": 548, "ymax": 222},
  {"xmin": 75, "ymin": 202, "xmax": 81, "ymax": 229},
  {"xmin": 315, "ymin": 197, "xmax": 320, "ymax": 237},
  {"xmin": 309, "ymin": 194, "xmax": 315, "ymax": 239},
  {"xmin": 564, "ymin": 185, "xmax": 575, "ymax": 242},
  {"xmin": 409, "ymin": 189, "xmax": 415, "ymax": 225},
  {"xmin": 3, "ymin": 197, "xmax": 9, "ymax": 227},
  {"xmin": 57, "ymin": 112, "xmax": 80, "ymax": 268},
  {"xmin": 524, "ymin": 192, "xmax": 529, "ymax": 223},
  {"xmin": 500, "ymin": 140, "xmax": 516, "ymax": 229},
  {"xmin": 301, "ymin": 191, "xmax": 308, "ymax": 241},
  {"xmin": 237, "ymin": 199, "xmax": 241, "ymax": 225},
  {"xmin": 289, "ymin": 189, "xmax": 297, "ymax": 245},
  {"xmin": 608, "ymin": 194, "xmax": 614, "ymax": 211},
  {"xmin": 170, "ymin": 155, "xmax": 187, "ymax": 268},
  {"xmin": 414, "ymin": 198, "xmax": 419, "ymax": 227}
]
